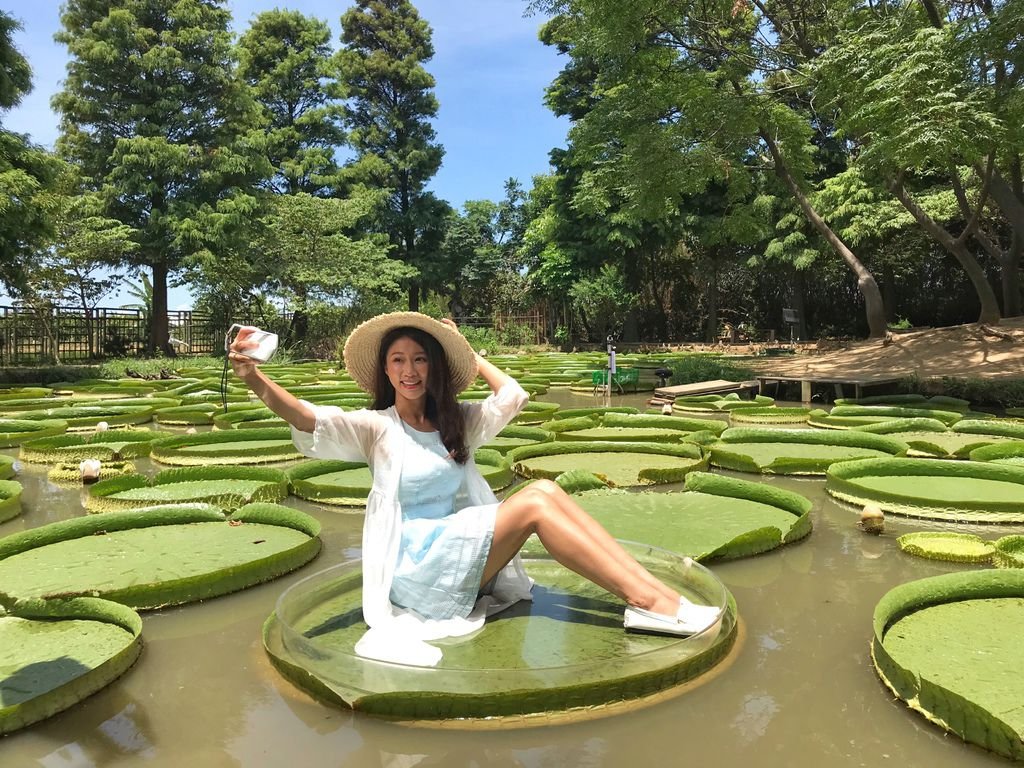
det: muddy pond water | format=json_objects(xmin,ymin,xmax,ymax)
[{"xmin": 1, "ymin": 390, "xmax": 1015, "ymax": 767}]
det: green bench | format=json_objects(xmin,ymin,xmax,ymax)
[{"xmin": 591, "ymin": 367, "xmax": 639, "ymax": 394}]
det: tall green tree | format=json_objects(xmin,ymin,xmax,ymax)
[
  {"xmin": 0, "ymin": 11, "xmax": 61, "ymax": 292},
  {"xmin": 532, "ymin": 0, "xmax": 891, "ymax": 338},
  {"xmin": 339, "ymin": 0, "xmax": 446, "ymax": 311},
  {"xmin": 53, "ymin": 0, "xmax": 267, "ymax": 354},
  {"xmin": 236, "ymin": 9, "xmax": 346, "ymax": 196}
]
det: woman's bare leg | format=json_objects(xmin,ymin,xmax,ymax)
[{"xmin": 481, "ymin": 479, "xmax": 680, "ymax": 615}]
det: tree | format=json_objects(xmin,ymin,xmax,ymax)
[
  {"xmin": 236, "ymin": 9, "xmax": 346, "ymax": 196},
  {"xmin": 0, "ymin": 11, "xmax": 61, "ymax": 293},
  {"xmin": 53, "ymin": 0, "xmax": 268, "ymax": 354},
  {"xmin": 531, "ymin": 0, "xmax": 891, "ymax": 338},
  {"xmin": 339, "ymin": 0, "xmax": 445, "ymax": 311},
  {"xmin": 13, "ymin": 165, "xmax": 137, "ymax": 358}
]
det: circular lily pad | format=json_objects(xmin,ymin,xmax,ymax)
[
  {"xmin": 709, "ymin": 427, "xmax": 907, "ymax": 474},
  {"xmin": 564, "ymin": 471, "xmax": 812, "ymax": 560},
  {"xmin": 0, "ymin": 503, "xmax": 320, "ymax": 608},
  {"xmin": 509, "ymin": 441, "xmax": 707, "ymax": 487},
  {"xmin": 827, "ymin": 457, "xmax": 1024, "ymax": 522},
  {"xmin": 264, "ymin": 543, "xmax": 736, "ymax": 721},
  {"xmin": 543, "ymin": 413, "xmax": 725, "ymax": 444},
  {"xmin": 993, "ymin": 536, "xmax": 1024, "ymax": 569},
  {"xmin": 0, "ymin": 455, "xmax": 14, "ymax": 480},
  {"xmin": 672, "ymin": 394, "xmax": 773, "ymax": 412},
  {"xmin": 19, "ymin": 430, "xmax": 159, "ymax": 464},
  {"xmin": 0, "ymin": 595, "xmax": 142, "ymax": 735},
  {"xmin": 729, "ymin": 407, "xmax": 812, "ymax": 425},
  {"xmin": 872, "ymin": 570, "xmax": 1024, "ymax": 761},
  {"xmin": 153, "ymin": 403, "xmax": 223, "ymax": 426},
  {"xmin": 970, "ymin": 441, "xmax": 1024, "ymax": 466},
  {"xmin": 809, "ymin": 405, "xmax": 963, "ymax": 430},
  {"xmin": 896, "ymin": 532, "xmax": 995, "ymax": 564},
  {"xmin": 149, "ymin": 427, "xmax": 303, "ymax": 466},
  {"xmin": 0, "ymin": 480, "xmax": 23, "ymax": 524},
  {"xmin": 212, "ymin": 406, "xmax": 286, "ymax": 430},
  {"xmin": 86, "ymin": 466, "xmax": 289, "ymax": 512},
  {"xmin": 480, "ymin": 425, "xmax": 553, "ymax": 454},
  {"xmin": 14, "ymin": 404, "xmax": 155, "ymax": 430},
  {"xmin": 0, "ymin": 418, "xmax": 67, "ymax": 447},
  {"xmin": 509, "ymin": 401, "xmax": 560, "ymax": 425},
  {"xmin": 0, "ymin": 386, "xmax": 52, "ymax": 401},
  {"xmin": 287, "ymin": 450, "xmax": 514, "ymax": 507}
]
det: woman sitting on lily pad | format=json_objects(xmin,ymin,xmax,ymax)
[{"xmin": 229, "ymin": 312, "xmax": 720, "ymax": 666}]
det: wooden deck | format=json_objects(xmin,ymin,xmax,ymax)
[
  {"xmin": 654, "ymin": 379, "xmax": 761, "ymax": 400},
  {"xmin": 757, "ymin": 375, "xmax": 903, "ymax": 403}
]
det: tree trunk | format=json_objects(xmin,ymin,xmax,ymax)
[
  {"xmin": 792, "ymin": 269, "xmax": 808, "ymax": 341},
  {"xmin": 150, "ymin": 261, "xmax": 170, "ymax": 356},
  {"xmin": 888, "ymin": 180, "xmax": 1002, "ymax": 324},
  {"xmin": 1002, "ymin": 232, "xmax": 1022, "ymax": 317},
  {"xmin": 705, "ymin": 252, "xmax": 719, "ymax": 343},
  {"xmin": 408, "ymin": 282, "xmax": 420, "ymax": 312},
  {"xmin": 760, "ymin": 129, "xmax": 888, "ymax": 338}
]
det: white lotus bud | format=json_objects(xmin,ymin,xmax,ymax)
[
  {"xmin": 79, "ymin": 458, "xmax": 102, "ymax": 484},
  {"xmin": 96, "ymin": 421, "xmax": 109, "ymax": 432},
  {"xmin": 859, "ymin": 504, "xmax": 885, "ymax": 535},
  {"xmin": 185, "ymin": 427, "xmax": 198, "ymax": 435},
  {"xmin": 661, "ymin": 403, "xmax": 673, "ymax": 415}
]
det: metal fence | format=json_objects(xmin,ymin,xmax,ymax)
[{"xmin": 0, "ymin": 306, "xmax": 248, "ymax": 364}]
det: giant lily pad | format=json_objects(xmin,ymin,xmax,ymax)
[
  {"xmin": 543, "ymin": 413, "xmax": 725, "ymax": 443},
  {"xmin": 709, "ymin": 427, "xmax": 907, "ymax": 474},
  {"xmin": 480, "ymin": 425, "xmax": 553, "ymax": 454},
  {"xmin": 0, "ymin": 503, "xmax": 320, "ymax": 608},
  {"xmin": 0, "ymin": 480, "xmax": 23, "ymax": 524},
  {"xmin": 827, "ymin": 457, "xmax": 1024, "ymax": 522},
  {"xmin": 509, "ymin": 441, "xmax": 707, "ymax": 487},
  {"xmin": 561, "ymin": 471, "xmax": 812, "ymax": 560},
  {"xmin": 872, "ymin": 570, "xmax": 1024, "ymax": 761},
  {"xmin": 13, "ymin": 404, "xmax": 155, "ymax": 430},
  {"xmin": 264, "ymin": 543, "xmax": 735, "ymax": 721},
  {"xmin": 149, "ymin": 427, "xmax": 303, "ymax": 465},
  {"xmin": 0, "ymin": 595, "xmax": 142, "ymax": 735},
  {"xmin": 287, "ymin": 450, "xmax": 514, "ymax": 507},
  {"xmin": 896, "ymin": 532, "xmax": 995, "ymax": 564},
  {"xmin": 0, "ymin": 418, "xmax": 67, "ymax": 447},
  {"xmin": 19, "ymin": 430, "xmax": 159, "ymax": 463},
  {"xmin": 970, "ymin": 441, "xmax": 1024, "ymax": 467},
  {"xmin": 809, "ymin": 405, "xmax": 963, "ymax": 430},
  {"xmin": 729, "ymin": 407, "xmax": 812, "ymax": 425},
  {"xmin": 86, "ymin": 466, "xmax": 289, "ymax": 512},
  {"xmin": 853, "ymin": 418, "xmax": 1023, "ymax": 458}
]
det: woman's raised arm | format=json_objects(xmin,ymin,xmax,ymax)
[{"xmin": 228, "ymin": 327, "xmax": 316, "ymax": 433}]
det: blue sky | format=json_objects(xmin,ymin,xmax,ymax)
[{"xmin": 2, "ymin": 0, "xmax": 569, "ymax": 308}]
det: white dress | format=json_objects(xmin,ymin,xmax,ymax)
[{"xmin": 290, "ymin": 380, "xmax": 534, "ymax": 666}]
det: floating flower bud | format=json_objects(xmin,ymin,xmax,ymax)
[
  {"xmin": 96, "ymin": 421, "xmax": 109, "ymax": 432},
  {"xmin": 859, "ymin": 504, "xmax": 885, "ymax": 535},
  {"xmin": 79, "ymin": 458, "xmax": 102, "ymax": 484},
  {"xmin": 661, "ymin": 403, "xmax": 673, "ymax": 416}
]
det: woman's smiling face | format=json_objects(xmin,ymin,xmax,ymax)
[{"xmin": 384, "ymin": 335, "xmax": 429, "ymax": 403}]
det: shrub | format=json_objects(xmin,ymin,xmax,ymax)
[{"xmin": 668, "ymin": 354, "xmax": 756, "ymax": 385}]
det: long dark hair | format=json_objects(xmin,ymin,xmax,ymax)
[{"xmin": 371, "ymin": 326, "xmax": 469, "ymax": 464}]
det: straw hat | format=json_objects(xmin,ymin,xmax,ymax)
[{"xmin": 342, "ymin": 312, "xmax": 478, "ymax": 394}]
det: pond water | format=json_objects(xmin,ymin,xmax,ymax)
[{"xmin": 1, "ymin": 391, "xmax": 1014, "ymax": 767}]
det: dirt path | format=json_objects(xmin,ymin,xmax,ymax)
[{"xmin": 751, "ymin": 318, "xmax": 1024, "ymax": 382}]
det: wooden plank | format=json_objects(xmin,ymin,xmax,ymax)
[{"xmin": 655, "ymin": 379, "xmax": 742, "ymax": 398}]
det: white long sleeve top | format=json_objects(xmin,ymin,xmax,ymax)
[{"xmin": 290, "ymin": 380, "xmax": 534, "ymax": 666}]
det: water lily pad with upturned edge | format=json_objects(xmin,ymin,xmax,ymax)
[
  {"xmin": 872, "ymin": 570, "xmax": 1024, "ymax": 762},
  {"xmin": 86, "ymin": 465, "xmax": 289, "ymax": 512},
  {"xmin": 148, "ymin": 427, "xmax": 303, "ymax": 466},
  {"xmin": 0, "ymin": 503, "xmax": 320, "ymax": 608},
  {"xmin": 709, "ymin": 427, "xmax": 907, "ymax": 475},
  {"xmin": 19, "ymin": 430, "xmax": 159, "ymax": 464},
  {"xmin": 508, "ymin": 441, "xmax": 707, "ymax": 487},
  {"xmin": 0, "ymin": 418, "xmax": 68, "ymax": 447},
  {"xmin": 827, "ymin": 457, "xmax": 1024, "ymax": 522},
  {"xmin": 0, "ymin": 480, "xmax": 23, "ymax": 524},
  {"xmin": 0, "ymin": 595, "xmax": 142, "ymax": 735},
  {"xmin": 896, "ymin": 532, "xmax": 995, "ymax": 564}
]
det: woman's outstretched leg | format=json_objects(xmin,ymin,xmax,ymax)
[{"xmin": 481, "ymin": 479, "xmax": 680, "ymax": 616}]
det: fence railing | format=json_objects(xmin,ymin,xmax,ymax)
[{"xmin": 0, "ymin": 306, "xmax": 273, "ymax": 365}]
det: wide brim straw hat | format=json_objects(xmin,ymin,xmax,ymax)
[{"xmin": 342, "ymin": 312, "xmax": 478, "ymax": 394}]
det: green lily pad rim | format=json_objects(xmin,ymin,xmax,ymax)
[
  {"xmin": 149, "ymin": 426, "xmax": 296, "ymax": 451},
  {"xmin": 86, "ymin": 465, "xmax": 290, "ymax": 511},
  {"xmin": 895, "ymin": 532, "xmax": 995, "ymax": 563},
  {"xmin": 826, "ymin": 457, "xmax": 1024, "ymax": 521},
  {"xmin": 993, "ymin": 535, "xmax": 1024, "ymax": 568},
  {"xmin": 871, "ymin": 569, "xmax": 1024, "ymax": 762},
  {"xmin": 0, "ymin": 595, "xmax": 144, "ymax": 736},
  {"xmin": 0, "ymin": 418, "xmax": 68, "ymax": 446},
  {"xmin": 0, "ymin": 502, "xmax": 320, "ymax": 562},
  {"xmin": 970, "ymin": 441, "xmax": 1024, "ymax": 463},
  {"xmin": 19, "ymin": 430, "xmax": 158, "ymax": 463},
  {"xmin": 0, "ymin": 479, "xmax": 23, "ymax": 524}
]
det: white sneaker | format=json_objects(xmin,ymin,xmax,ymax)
[
  {"xmin": 624, "ymin": 606, "xmax": 696, "ymax": 637},
  {"xmin": 677, "ymin": 600, "xmax": 723, "ymax": 635}
]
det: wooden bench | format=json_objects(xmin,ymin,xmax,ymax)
[{"xmin": 591, "ymin": 367, "xmax": 639, "ymax": 394}]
